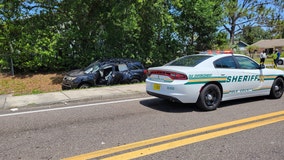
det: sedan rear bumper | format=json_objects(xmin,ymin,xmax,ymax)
[{"xmin": 147, "ymin": 91, "xmax": 182, "ymax": 103}]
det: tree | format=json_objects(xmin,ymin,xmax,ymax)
[
  {"xmin": 238, "ymin": 26, "xmax": 272, "ymax": 44},
  {"xmin": 269, "ymin": 20, "xmax": 284, "ymax": 39},
  {"xmin": 1, "ymin": 0, "xmax": 282, "ymax": 73},
  {"xmin": 173, "ymin": 0, "xmax": 223, "ymax": 53},
  {"xmin": 222, "ymin": 0, "xmax": 283, "ymax": 46},
  {"xmin": 55, "ymin": 0, "xmax": 178, "ymax": 67},
  {"xmin": 0, "ymin": 0, "xmax": 25, "ymax": 75},
  {"xmin": 134, "ymin": 0, "xmax": 178, "ymax": 66},
  {"xmin": 212, "ymin": 31, "xmax": 229, "ymax": 50},
  {"xmin": 0, "ymin": 0, "xmax": 62, "ymax": 73},
  {"xmin": 259, "ymin": 0, "xmax": 284, "ymax": 38}
]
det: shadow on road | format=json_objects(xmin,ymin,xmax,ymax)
[
  {"xmin": 219, "ymin": 96, "xmax": 267, "ymax": 109},
  {"xmin": 140, "ymin": 96, "xmax": 268, "ymax": 113},
  {"xmin": 140, "ymin": 98, "xmax": 196, "ymax": 113}
]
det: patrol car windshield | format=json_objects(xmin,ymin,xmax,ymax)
[{"xmin": 165, "ymin": 55, "xmax": 212, "ymax": 67}]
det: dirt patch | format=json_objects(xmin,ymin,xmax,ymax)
[{"xmin": 0, "ymin": 73, "xmax": 64, "ymax": 95}]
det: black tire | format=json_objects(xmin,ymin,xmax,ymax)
[
  {"xmin": 278, "ymin": 60, "xmax": 283, "ymax": 65},
  {"xmin": 130, "ymin": 78, "xmax": 140, "ymax": 83},
  {"xmin": 79, "ymin": 83, "xmax": 91, "ymax": 89},
  {"xmin": 269, "ymin": 77, "xmax": 284, "ymax": 99},
  {"xmin": 196, "ymin": 84, "xmax": 221, "ymax": 111}
]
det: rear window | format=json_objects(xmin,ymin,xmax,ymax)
[
  {"xmin": 127, "ymin": 62, "xmax": 144, "ymax": 70},
  {"xmin": 214, "ymin": 56, "xmax": 237, "ymax": 69},
  {"xmin": 165, "ymin": 55, "xmax": 212, "ymax": 67}
]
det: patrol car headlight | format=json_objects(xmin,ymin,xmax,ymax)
[{"xmin": 65, "ymin": 76, "xmax": 77, "ymax": 81}]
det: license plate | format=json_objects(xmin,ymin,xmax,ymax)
[{"xmin": 153, "ymin": 83, "xmax": 161, "ymax": 90}]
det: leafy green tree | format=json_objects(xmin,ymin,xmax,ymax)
[
  {"xmin": 212, "ymin": 31, "xmax": 229, "ymax": 50},
  {"xmin": 238, "ymin": 26, "xmax": 272, "ymax": 44},
  {"xmin": 259, "ymin": 0, "xmax": 284, "ymax": 38},
  {"xmin": 0, "ymin": 0, "xmax": 25, "ymax": 75},
  {"xmin": 56, "ymin": 0, "xmax": 178, "ymax": 67},
  {"xmin": 0, "ymin": 3, "xmax": 7, "ymax": 72},
  {"xmin": 173, "ymin": 0, "xmax": 223, "ymax": 53},
  {"xmin": 269, "ymin": 20, "xmax": 284, "ymax": 39},
  {"xmin": 1, "ymin": 0, "xmax": 283, "ymax": 73},
  {"xmin": 0, "ymin": 0, "xmax": 62, "ymax": 73},
  {"xmin": 222, "ymin": 0, "xmax": 283, "ymax": 45},
  {"xmin": 54, "ymin": 0, "xmax": 144, "ymax": 67},
  {"xmin": 14, "ymin": 16, "xmax": 61, "ymax": 71},
  {"xmin": 134, "ymin": 0, "xmax": 178, "ymax": 66}
]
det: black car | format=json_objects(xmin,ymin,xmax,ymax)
[{"xmin": 62, "ymin": 58, "xmax": 147, "ymax": 90}]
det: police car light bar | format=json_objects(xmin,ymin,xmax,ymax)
[{"xmin": 200, "ymin": 50, "xmax": 234, "ymax": 55}]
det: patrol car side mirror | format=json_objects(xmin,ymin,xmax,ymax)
[{"xmin": 259, "ymin": 64, "xmax": 265, "ymax": 69}]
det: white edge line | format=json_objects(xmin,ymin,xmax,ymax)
[{"xmin": 0, "ymin": 97, "xmax": 153, "ymax": 118}]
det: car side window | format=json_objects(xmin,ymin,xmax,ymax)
[
  {"xmin": 214, "ymin": 57, "xmax": 237, "ymax": 69},
  {"xmin": 128, "ymin": 63, "xmax": 144, "ymax": 70},
  {"xmin": 118, "ymin": 64, "xmax": 128, "ymax": 71},
  {"xmin": 234, "ymin": 56, "xmax": 259, "ymax": 69}
]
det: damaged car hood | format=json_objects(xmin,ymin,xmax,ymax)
[{"xmin": 66, "ymin": 69, "xmax": 86, "ymax": 76}]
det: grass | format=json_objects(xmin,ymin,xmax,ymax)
[
  {"xmin": 254, "ymin": 57, "xmax": 284, "ymax": 69},
  {"xmin": 0, "ymin": 73, "xmax": 64, "ymax": 95}
]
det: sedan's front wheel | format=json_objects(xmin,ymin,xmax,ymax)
[
  {"xmin": 196, "ymin": 84, "xmax": 221, "ymax": 111},
  {"xmin": 79, "ymin": 83, "xmax": 91, "ymax": 89},
  {"xmin": 269, "ymin": 77, "xmax": 284, "ymax": 99}
]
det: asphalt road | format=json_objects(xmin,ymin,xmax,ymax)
[{"xmin": 0, "ymin": 95, "xmax": 283, "ymax": 160}]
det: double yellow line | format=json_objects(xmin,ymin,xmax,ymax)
[{"xmin": 63, "ymin": 110, "xmax": 284, "ymax": 160}]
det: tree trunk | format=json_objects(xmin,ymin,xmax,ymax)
[{"xmin": 8, "ymin": 42, "xmax": 14, "ymax": 76}]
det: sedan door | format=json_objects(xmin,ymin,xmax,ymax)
[
  {"xmin": 234, "ymin": 56, "xmax": 266, "ymax": 96},
  {"xmin": 214, "ymin": 56, "xmax": 260, "ymax": 100}
]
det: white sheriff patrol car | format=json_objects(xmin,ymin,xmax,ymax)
[{"xmin": 146, "ymin": 51, "xmax": 284, "ymax": 111}]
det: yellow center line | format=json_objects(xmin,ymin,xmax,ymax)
[
  {"xmin": 62, "ymin": 111, "xmax": 284, "ymax": 160},
  {"xmin": 103, "ymin": 115, "xmax": 284, "ymax": 160}
]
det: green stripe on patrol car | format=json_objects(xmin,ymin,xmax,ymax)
[
  {"xmin": 185, "ymin": 76, "xmax": 227, "ymax": 85},
  {"xmin": 185, "ymin": 74, "xmax": 278, "ymax": 85}
]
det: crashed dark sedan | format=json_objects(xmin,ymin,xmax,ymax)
[{"xmin": 62, "ymin": 59, "xmax": 147, "ymax": 90}]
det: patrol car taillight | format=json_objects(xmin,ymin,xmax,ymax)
[
  {"xmin": 171, "ymin": 73, "xmax": 188, "ymax": 80},
  {"xmin": 149, "ymin": 70, "xmax": 187, "ymax": 80}
]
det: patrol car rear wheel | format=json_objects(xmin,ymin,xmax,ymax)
[
  {"xmin": 197, "ymin": 84, "xmax": 221, "ymax": 111},
  {"xmin": 269, "ymin": 77, "xmax": 284, "ymax": 99}
]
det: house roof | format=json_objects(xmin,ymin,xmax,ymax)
[
  {"xmin": 236, "ymin": 41, "xmax": 249, "ymax": 48},
  {"xmin": 238, "ymin": 41, "xmax": 249, "ymax": 46},
  {"xmin": 251, "ymin": 39, "xmax": 284, "ymax": 48}
]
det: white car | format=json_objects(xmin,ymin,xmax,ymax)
[
  {"xmin": 146, "ymin": 52, "xmax": 284, "ymax": 111},
  {"xmin": 278, "ymin": 58, "xmax": 284, "ymax": 65}
]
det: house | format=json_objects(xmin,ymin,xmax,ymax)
[
  {"xmin": 251, "ymin": 39, "xmax": 284, "ymax": 54},
  {"xmin": 236, "ymin": 41, "xmax": 249, "ymax": 51}
]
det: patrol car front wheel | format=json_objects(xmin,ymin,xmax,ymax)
[
  {"xmin": 269, "ymin": 77, "xmax": 284, "ymax": 99},
  {"xmin": 196, "ymin": 84, "xmax": 221, "ymax": 111}
]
